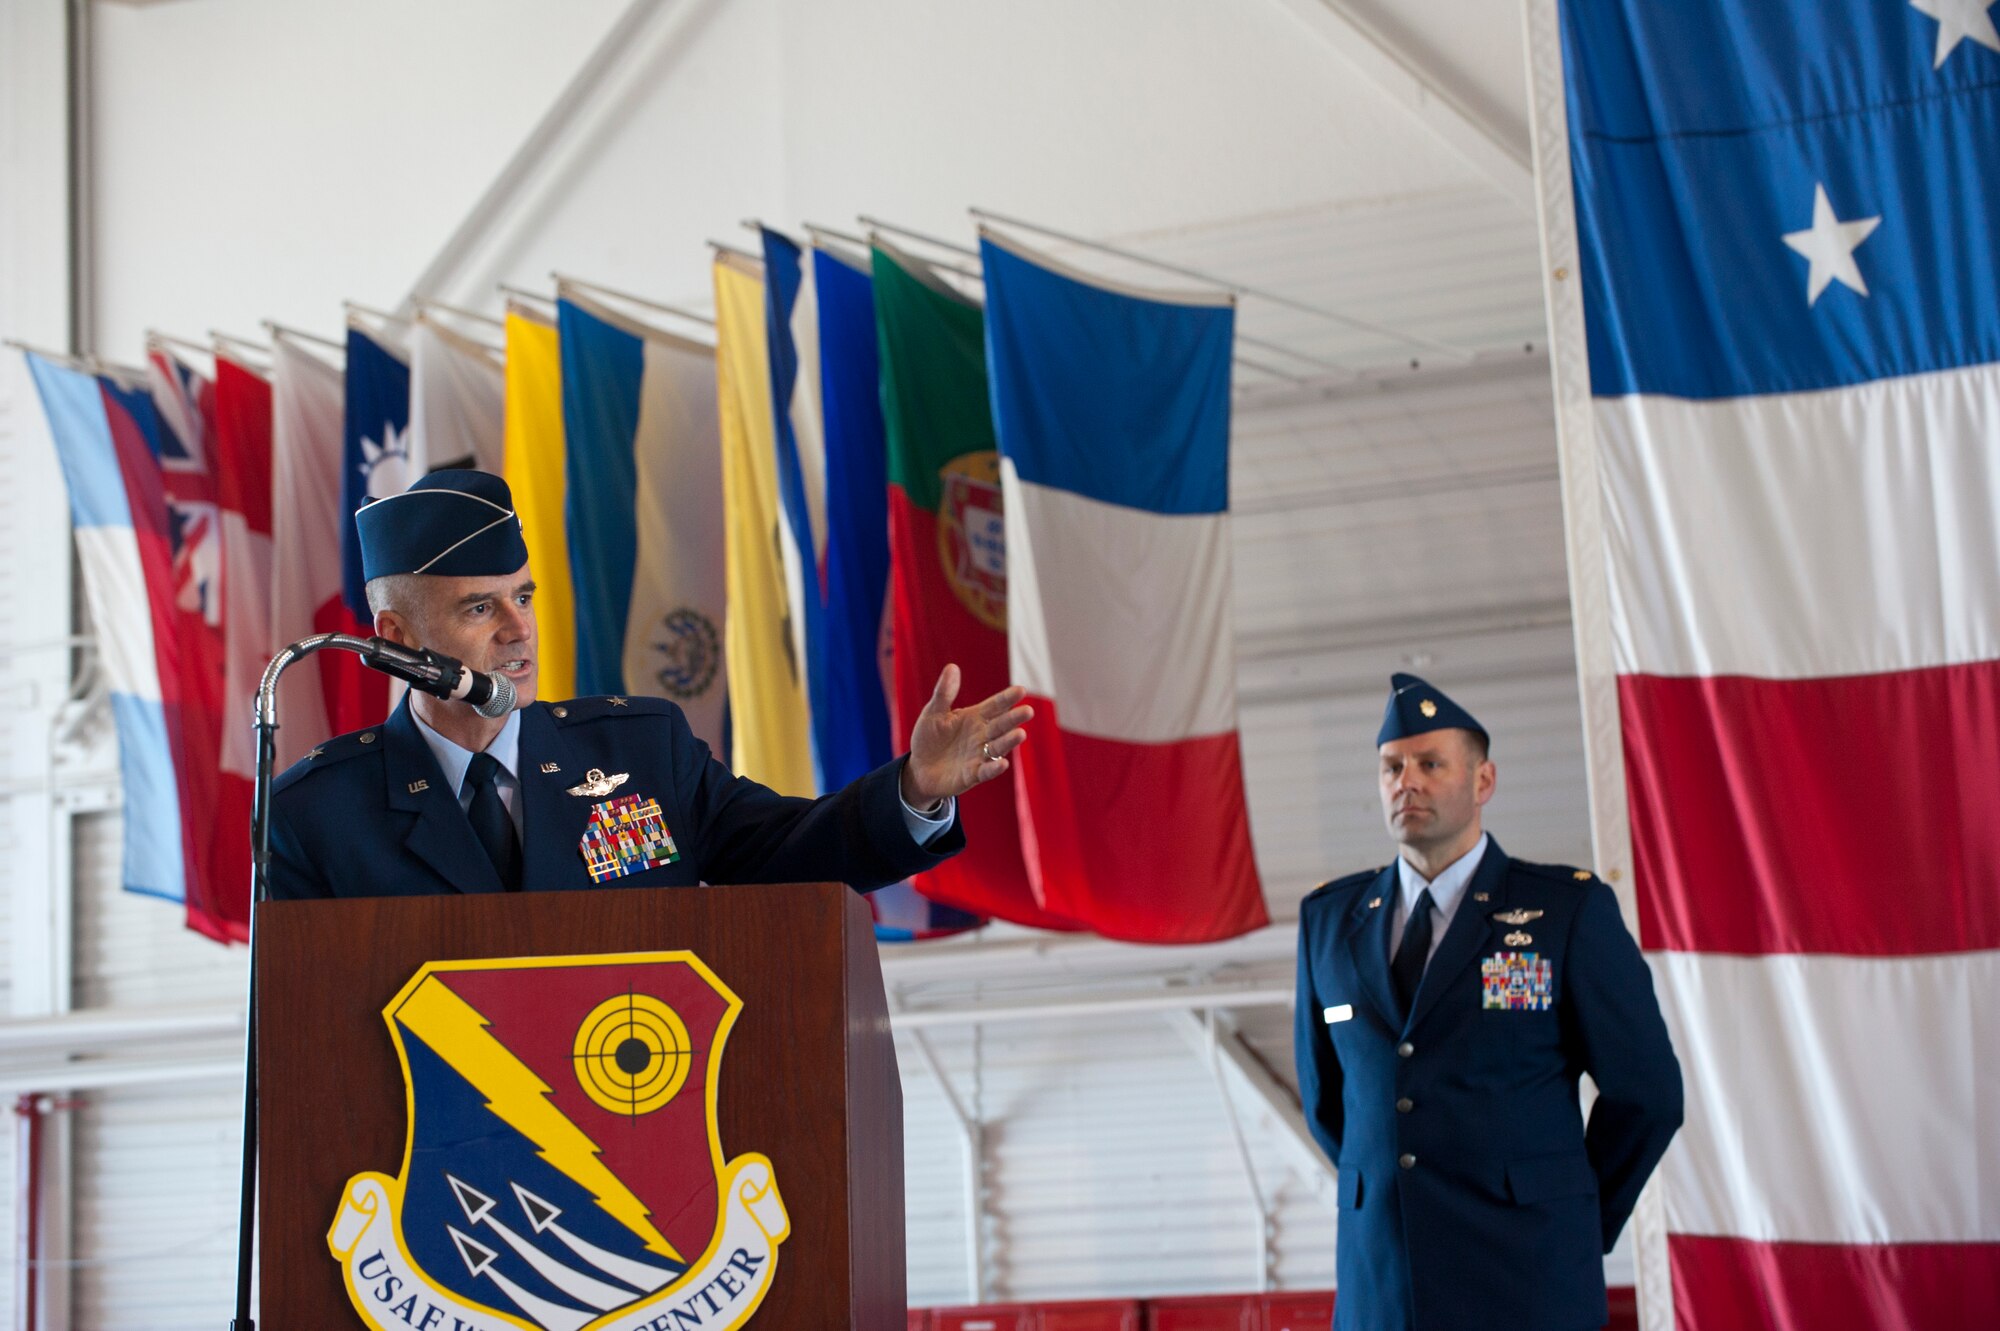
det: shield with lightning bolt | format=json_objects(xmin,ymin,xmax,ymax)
[{"xmin": 327, "ymin": 952, "xmax": 789, "ymax": 1331}]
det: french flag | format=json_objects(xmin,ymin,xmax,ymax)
[
  {"xmin": 1552, "ymin": 0, "xmax": 2000, "ymax": 1323},
  {"xmin": 980, "ymin": 233, "xmax": 1267, "ymax": 943},
  {"xmin": 27, "ymin": 354, "xmax": 188, "ymax": 907}
]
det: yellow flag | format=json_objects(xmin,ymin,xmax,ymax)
[
  {"xmin": 502, "ymin": 307, "xmax": 577, "ymax": 703},
  {"xmin": 712, "ymin": 255, "xmax": 815, "ymax": 795}
]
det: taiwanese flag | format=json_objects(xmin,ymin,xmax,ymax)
[
  {"xmin": 148, "ymin": 346, "xmax": 236, "ymax": 940},
  {"xmin": 872, "ymin": 240, "xmax": 1075, "ymax": 931}
]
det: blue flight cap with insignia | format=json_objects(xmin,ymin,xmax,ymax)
[
  {"xmin": 1378, "ymin": 672, "xmax": 1488, "ymax": 747},
  {"xmin": 356, "ymin": 469, "xmax": 529, "ymax": 582}
]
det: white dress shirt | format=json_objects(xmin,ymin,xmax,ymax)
[
  {"xmin": 1389, "ymin": 832, "xmax": 1491, "ymax": 966},
  {"xmin": 409, "ymin": 705, "xmax": 955, "ymax": 846}
]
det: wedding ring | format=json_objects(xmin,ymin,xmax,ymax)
[{"xmin": 982, "ymin": 742, "xmax": 993, "ymax": 762}]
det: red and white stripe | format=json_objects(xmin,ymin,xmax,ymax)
[{"xmin": 1598, "ymin": 370, "xmax": 2000, "ymax": 1325}]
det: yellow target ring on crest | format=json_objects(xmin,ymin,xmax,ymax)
[{"xmin": 572, "ymin": 993, "xmax": 692, "ymax": 1116}]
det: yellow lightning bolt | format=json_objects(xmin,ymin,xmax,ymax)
[{"xmin": 395, "ymin": 975, "xmax": 683, "ymax": 1262}]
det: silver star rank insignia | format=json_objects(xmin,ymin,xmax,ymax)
[
  {"xmin": 566, "ymin": 768, "xmax": 630, "ymax": 798},
  {"xmin": 608, "ymin": 696, "xmax": 629, "ymax": 707},
  {"xmin": 305, "ymin": 747, "xmax": 324, "ymax": 761}
]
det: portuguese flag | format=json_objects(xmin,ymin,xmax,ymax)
[{"xmin": 874, "ymin": 242, "xmax": 1076, "ymax": 931}]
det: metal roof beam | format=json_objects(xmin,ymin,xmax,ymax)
[{"xmin": 1267, "ymin": 0, "xmax": 1536, "ymax": 213}]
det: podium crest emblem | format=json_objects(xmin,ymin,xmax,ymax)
[{"xmin": 328, "ymin": 951, "xmax": 788, "ymax": 1331}]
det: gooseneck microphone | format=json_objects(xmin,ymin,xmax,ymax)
[{"xmin": 357, "ymin": 637, "xmax": 517, "ymax": 719}]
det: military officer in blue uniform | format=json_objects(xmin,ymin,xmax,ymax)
[
  {"xmin": 1293, "ymin": 675, "xmax": 1681, "ymax": 1331},
  {"xmin": 269, "ymin": 470, "xmax": 1031, "ymax": 900}
]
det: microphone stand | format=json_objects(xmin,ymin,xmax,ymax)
[{"xmin": 228, "ymin": 632, "xmax": 373, "ymax": 1330}]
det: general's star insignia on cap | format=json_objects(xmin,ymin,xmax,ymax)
[
  {"xmin": 1493, "ymin": 909, "xmax": 1544, "ymax": 925},
  {"xmin": 566, "ymin": 768, "xmax": 629, "ymax": 798}
]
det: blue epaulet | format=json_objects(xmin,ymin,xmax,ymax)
[
  {"xmin": 544, "ymin": 695, "xmax": 678, "ymax": 726},
  {"xmin": 1301, "ymin": 866, "xmax": 1382, "ymax": 910},
  {"xmin": 271, "ymin": 724, "xmax": 386, "ymax": 794}
]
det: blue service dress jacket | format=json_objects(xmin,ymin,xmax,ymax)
[
  {"xmin": 1293, "ymin": 839, "xmax": 1683, "ymax": 1331},
  {"xmin": 266, "ymin": 694, "xmax": 964, "ymax": 899}
]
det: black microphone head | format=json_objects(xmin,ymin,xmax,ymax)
[{"xmin": 473, "ymin": 672, "xmax": 517, "ymax": 720}]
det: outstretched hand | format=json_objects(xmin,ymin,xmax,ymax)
[{"xmin": 901, "ymin": 664, "xmax": 1033, "ymax": 808}]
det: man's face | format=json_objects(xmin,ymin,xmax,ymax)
[
  {"xmin": 379, "ymin": 561, "xmax": 538, "ymax": 709},
  {"xmin": 1378, "ymin": 730, "xmax": 1494, "ymax": 853}
]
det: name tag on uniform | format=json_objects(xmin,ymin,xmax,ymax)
[{"xmin": 1322, "ymin": 1004, "xmax": 1353, "ymax": 1025}]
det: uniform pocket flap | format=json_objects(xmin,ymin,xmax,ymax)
[
  {"xmin": 1505, "ymin": 1152, "xmax": 1597, "ymax": 1204},
  {"xmin": 1340, "ymin": 1166, "xmax": 1364, "ymax": 1210}
]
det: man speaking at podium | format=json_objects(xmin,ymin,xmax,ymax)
[{"xmin": 267, "ymin": 470, "xmax": 1030, "ymax": 900}]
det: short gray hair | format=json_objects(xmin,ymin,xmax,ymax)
[{"xmin": 364, "ymin": 573, "xmax": 430, "ymax": 621}]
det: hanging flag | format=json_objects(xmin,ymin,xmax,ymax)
[
  {"xmin": 208, "ymin": 351, "xmax": 272, "ymax": 939},
  {"xmin": 28, "ymin": 354, "xmax": 188, "ymax": 906},
  {"xmin": 340, "ymin": 320, "xmax": 411, "ymax": 621},
  {"xmin": 501, "ymin": 304, "xmax": 578, "ymax": 703},
  {"xmin": 558, "ymin": 287, "xmax": 728, "ymax": 750},
  {"xmin": 1545, "ymin": 0, "xmax": 2000, "ymax": 1322},
  {"xmin": 874, "ymin": 240, "xmax": 1075, "ymax": 931},
  {"xmin": 147, "ymin": 345, "xmax": 236, "ymax": 940},
  {"xmin": 811, "ymin": 241, "xmax": 980, "ymax": 940},
  {"xmin": 980, "ymin": 232, "xmax": 1266, "ymax": 943},
  {"xmin": 409, "ymin": 314, "xmax": 505, "ymax": 475},
  {"xmin": 713, "ymin": 253, "xmax": 815, "ymax": 795},
  {"xmin": 271, "ymin": 336, "xmax": 386, "ymax": 761},
  {"xmin": 759, "ymin": 227, "xmax": 831, "ymax": 788}
]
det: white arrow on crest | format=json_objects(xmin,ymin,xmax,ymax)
[
  {"xmin": 447, "ymin": 1226, "xmax": 592, "ymax": 1331},
  {"xmin": 446, "ymin": 1174, "xmax": 644, "ymax": 1313},
  {"xmin": 511, "ymin": 1181, "xmax": 679, "ymax": 1293}
]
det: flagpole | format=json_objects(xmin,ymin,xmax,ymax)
[
  {"xmin": 414, "ymin": 298, "xmax": 506, "ymax": 330},
  {"xmin": 968, "ymin": 205, "xmax": 1472, "ymax": 362},
  {"xmin": 343, "ymin": 300, "xmax": 411, "ymax": 328},
  {"xmin": 550, "ymin": 272, "xmax": 714, "ymax": 326},
  {"xmin": 260, "ymin": 321, "xmax": 346, "ymax": 355},
  {"xmin": 146, "ymin": 330, "xmax": 215, "ymax": 363},
  {"xmin": 857, "ymin": 213, "xmax": 979, "ymax": 260},
  {"xmin": 497, "ymin": 282, "xmax": 557, "ymax": 310}
]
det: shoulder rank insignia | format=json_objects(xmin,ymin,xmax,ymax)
[
  {"xmin": 1492, "ymin": 908, "xmax": 1544, "ymax": 925},
  {"xmin": 1575, "ymin": 869, "xmax": 1594, "ymax": 880},
  {"xmin": 566, "ymin": 768, "xmax": 629, "ymax": 798}
]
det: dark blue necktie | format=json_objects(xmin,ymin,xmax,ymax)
[
  {"xmin": 1391, "ymin": 888, "xmax": 1435, "ymax": 1019},
  {"xmin": 465, "ymin": 751, "xmax": 521, "ymax": 892}
]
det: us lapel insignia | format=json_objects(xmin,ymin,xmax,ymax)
[
  {"xmin": 406, "ymin": 780, "xmax": 429, "ymax": 794},
  {"xmin": 1472, "ymin": 891, "xmax": 1490, "ymax": 902},
  {"xmin": 566, "ymin": 768, "xmax": 629, "ymax": 798},
  {"xmin": 1367, "ymin": 897, "xmax": 1383, "ymax": 909},
  {"xmin": 1505, "ymin": 930, "xmax": 1534, "ymax": 947},
  {"xmin": 539, "ymin": 762, "xmax": 560, "ymax": 774},
  {"xmin": 1492, "ymin": 908, "xmax": 1543, "ymax": 925}
]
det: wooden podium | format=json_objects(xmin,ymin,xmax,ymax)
[{"xmin": 255, "ymin": 882, "xmax": 904, "ymax": 1329}]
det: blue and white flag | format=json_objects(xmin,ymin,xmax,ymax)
[
  {"xmin": 341, "ymin": 320, "xmax": 412, "ymax": 620},
  {"xmin": 758, "ymin": 228, "xmax": 829, "ymax": 791},
  {"xmin": 28, "ymin": 354, "xmax": 188, "ymax": 904},
  {"xmin": 558, "ymin": 289, "xmax": 727, "ymax": 749},
  {"xmin": 1547, "ymin": 0, "xmax": 2000, "ymax": 1320}
]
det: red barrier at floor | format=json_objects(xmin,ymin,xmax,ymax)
[
  {"xmin": 909, "ymin": 1312, "xmax": 934, "ymax": 1331},
  {"xmin": 1258, "ymin": 1292, "xmax": 1336, "ymax": 1331},
  {"xmin": 1035, "ymin": 1299, "xmax": 1143, "ymax": 1330},
  {"xmin": 934, "ymin": 1309, "xmax": 1035, "ymax": 1331},
  {"xmin": 1145, "ymin": 1293, "xmax": 1259, "ymax": 1330}
]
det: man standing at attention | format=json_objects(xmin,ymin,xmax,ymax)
[
  {"xmin": 1294, "ymin": 674, "xmax": 1682, "ymax": 1330},
  {"xmin": 269, "ymin": 470, "xmax": 1029, "ymax": 899}
]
